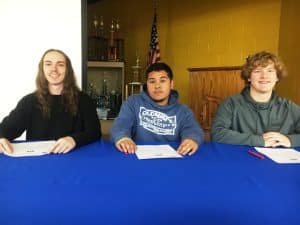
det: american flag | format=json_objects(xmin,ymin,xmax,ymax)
[{"xmin": 148, "ymin": 12, "xmax": 160, "ymax": 66}]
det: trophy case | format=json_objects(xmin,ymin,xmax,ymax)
[
  {"xmin": 86, "ymin": 61, "xmax": 124, "ymax": 120},
  {"xmin": 87, "ymin": 16, "xmax": 124, "ymax": 62},
  {"xmin": 85, "ymin": 15, "xmax": 125, "ymax": 138}
]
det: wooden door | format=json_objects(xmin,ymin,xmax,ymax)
[{"xmin": 188, "ymin": 66, "xmax": 244, "ymax": 140}]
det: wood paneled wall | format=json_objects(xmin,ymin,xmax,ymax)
[{"xmin": 188, "ymin": 67, "xmax": 244, "ymax": 140}]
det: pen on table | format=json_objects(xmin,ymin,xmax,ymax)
[{"xmin": 247, "ymin": 149, "xmax": 265, "ymax": 160}]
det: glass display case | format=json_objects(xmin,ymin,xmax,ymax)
[{"xmin": 86, "ymin": 61, "xmax": 124, "ymax": 120}]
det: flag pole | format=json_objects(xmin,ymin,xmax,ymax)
[
  {"xmin": 154, "ymin": 0, "xmax": 158, "ymax": 13},
  {"xmin": 148, "ymin": 0, "xmax": 161, "ymax": 66}
]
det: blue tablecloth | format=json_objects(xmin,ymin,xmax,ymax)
[{"xmin": 0, "ymin": 140, "xmax": 300, "ymax": 225}]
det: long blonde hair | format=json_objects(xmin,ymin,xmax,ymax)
[{"xmin": 35, "ymin": 49, "xmax": 80, "ymax": 118}]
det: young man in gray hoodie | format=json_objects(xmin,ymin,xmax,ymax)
[{"xmin": 211, "ymin": 51, "xmax": 300, "ymax": 147}]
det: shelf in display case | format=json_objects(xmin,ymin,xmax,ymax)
[
  {"xmin": 86, "ymin": 61, "xmax": 125, "ymax": 120},
  {"xmin": 87, "ymin": 61, "xmax": 124, "ymax": 69}
]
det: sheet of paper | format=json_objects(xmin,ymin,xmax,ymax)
[
  {"xmin": 255, "ymin": 147, "xmax": 300, "ymax": 164},
  {"xmin": 4, "ymin": 140, "xmax": 56, "ymax": 157},
  {"xmin": 135, "ymin": 145, "xmax": 183, "ymax": 160}
]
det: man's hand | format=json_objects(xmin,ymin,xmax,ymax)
[
  {"xmin": 50, "ymin": 136, "xmax": 76, "ymax": 154},
  {"xmin": 177, "ymin": 138, "xmax": 199, "ymax": 155},
  {"xmin": 0, "ymin": 138, "xmax": 13, "ymax": 154},
  {"xmin": 115, "ymin": 137, "xmax": 137, "ymax": 154},
  {"xmin": 263, "ymin": 132, "xmax": 291, "ymax": 147}
]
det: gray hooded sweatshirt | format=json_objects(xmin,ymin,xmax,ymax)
[{"xmin": 211, "ymin": 87, "xmax": 300, "ymax": 147}]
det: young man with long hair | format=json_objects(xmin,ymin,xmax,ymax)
[{"xmin": 0, "ymin": 49, "xmax": 101, "ymax": 154}]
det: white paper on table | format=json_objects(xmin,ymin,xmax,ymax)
[
  {"xmin": 135, "ymin": 145, "xmax": 183, "ymax": 160},
  {"xmin": 255, "ymin": 147, "xmax": 300, "ymax": 164},
  {"xmin": 3, "ymin": 140, "xmax": 56, "ymax": 157}
]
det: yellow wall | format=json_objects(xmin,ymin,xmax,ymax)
[
  {"xmin": 88, "ymin": 0, "xmax": 281, "ymax": 104},
  {"xmin": 277, "ymin": 0, "xmax": 300, "ymax": 105}
]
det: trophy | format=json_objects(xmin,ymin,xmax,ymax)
[
  {"xmin": 107, "ymin": 20, "xmax": 117, "ymax": 61},
  {"xmin": 125, "ymin": 55, "xmax": 143, "ymax": 98}
]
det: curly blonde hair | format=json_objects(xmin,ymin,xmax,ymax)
[{"xmin": 241, "ymin": 51, "xmax": 287, "ymax": 86}]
